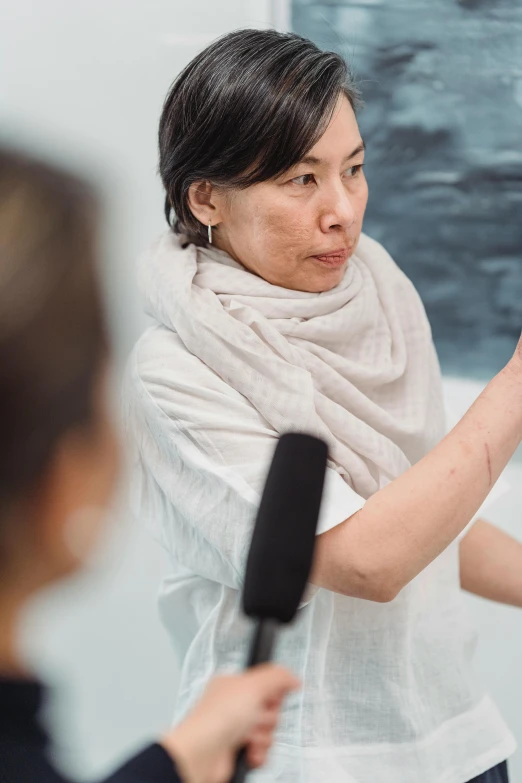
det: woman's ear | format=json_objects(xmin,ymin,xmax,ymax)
[{"xmin": 187, "ymin": 181, "xmax": 224, "ymax": 228}]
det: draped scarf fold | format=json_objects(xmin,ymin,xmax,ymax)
[{"xmin": 138, "ymin": 230, "xmax": 446, "ymax": 498}]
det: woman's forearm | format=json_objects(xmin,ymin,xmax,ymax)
[
  {"xmin": 312, "ymin": 357, "xmax": 522, "ymax": 601},
  {"xmin": 460, "ymin": 519, "xmax": 522, "ymax": 607}
]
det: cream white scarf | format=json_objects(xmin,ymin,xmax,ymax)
[{"xmin": 138, "ymin": 230, "xmax": 446, "ymax": 498}]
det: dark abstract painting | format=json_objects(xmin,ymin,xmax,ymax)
[{"xmin": 292, "ymin": 0, "xmax": 522, "ymax": 378}]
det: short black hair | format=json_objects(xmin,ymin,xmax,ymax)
[{"xmin": 159, "ymin": 29, "xmax": 361, "ymax": 246}]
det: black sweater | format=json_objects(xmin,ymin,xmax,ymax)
[{"xmin": 0, "ymin": 678, "xmax": 181, "ymax": 783}]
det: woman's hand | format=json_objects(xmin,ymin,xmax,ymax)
[
  {"xmin": 509, "ymin": 332, "xmax": 522, "ymax": 372},
  {"xmin": 160, "ymin": 664, "xmax": 300, "ymax": 783}
]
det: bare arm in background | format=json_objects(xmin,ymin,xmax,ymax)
[
  {"xmin": 310, "ymin": 337, "xmax": 522, "ymax": 603},
  {"xmin": 460, "ymin": 519, "xmax": 522, "ymax": 608}
]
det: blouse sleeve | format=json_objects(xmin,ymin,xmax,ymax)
[
  {"xmin": 101, "ymin": 743, "xmax": 181, "ymax": 783},
  {"xmin": 123, "ymin": 325, "xmax": 365, "ymax": 590}
]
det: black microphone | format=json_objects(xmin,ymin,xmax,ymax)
[{"xmin": 230, "ymin": 432, "xmax": 328, "ymax": 783}]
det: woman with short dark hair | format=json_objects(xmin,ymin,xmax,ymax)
[
  {"xmin": 125, "ymin": 29, "xmax": 521, "ymax": 783},
  {"xmin": 0, "ymin": 148, "xmax": 299, "ymax": 783}
]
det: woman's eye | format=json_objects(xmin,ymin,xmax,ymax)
[
  {"xmin": 345, "ymin": 164, "xmax": 364, "ymax": 178},
  {"xmin": 291, "ymin": 173, "xmax": 315, "ymax": 186}
]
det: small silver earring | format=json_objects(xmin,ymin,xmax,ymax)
[{"xmin": 208, "ymin": 222, "xmax": 213, "ymax": 245}]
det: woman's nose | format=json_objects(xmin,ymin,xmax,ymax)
[{"xmin": 318, "ymin": 185, "xmax": 356, "ymax": 233}]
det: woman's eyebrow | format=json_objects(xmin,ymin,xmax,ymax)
[
  {"xmin": 297, "ymin": 140, "xmax": 366, "ymax": 167},
  {"xmin": 344, "ymin": 140, "xmax": 366, "ymax": 161}
]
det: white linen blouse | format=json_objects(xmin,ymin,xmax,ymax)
[{"xmin": 124, "ymin": 320, "xmax": 515, "ymax": 783}]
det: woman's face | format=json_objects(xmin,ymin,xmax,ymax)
[
  {"xmin": 213, "ymin": 95, "xmax": 368, "ymax": 293},
  {"xmin": 29, "ymin": 365, "xmax": 121, "ymax": 582}
]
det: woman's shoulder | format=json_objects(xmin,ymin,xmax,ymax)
[
  {"xmin": 130, "ymin": 322, "xmax": 208, "ymax": 383},
  {"xmin": 126, "ymin": 323, "xmax": 226, "ymax": 402},
  {"xmin": 123, "ymin": 323, "xmax": 264, "ymax": 428},
  {"xmin": 122, "ymin": 323, "xmax": 278, "ymax": 501}
]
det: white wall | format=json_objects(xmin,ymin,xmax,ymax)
[
  {"xmin": 1, "ymin": 0, "xmax": 274, "ymax": 367},
  {"xmin": 1, "ymin": 2, "xmax": 521, "ymax": 781},
  {"xmin": 1, "ymin": 2, "xmax": 273, "ymax": 779}
]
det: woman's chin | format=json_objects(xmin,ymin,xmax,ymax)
[
  {"xmin": 260, "ymin": 259, "xmax": 348, "ymax": 293},
  {"xmin": 306, "ymin": 262, "xmax": 347, "ymax": 293}
]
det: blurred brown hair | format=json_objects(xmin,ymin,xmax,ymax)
[{"xmin": 0, "ymin": 149, "xmax": 108, "ymax": 519}]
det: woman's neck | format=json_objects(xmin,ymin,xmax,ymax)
[{"xmin": 0, "ymin": 591, "xmax": 30, "ymax": 678}]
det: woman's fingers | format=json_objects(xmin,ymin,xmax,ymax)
[
  {"xmin": 511, "ymin": 331, "xmax": 522, "ymax": 367},
  {"xmin": 247, "ymin": 731, "xmax": 274, "ymax": 769},
  {"xmin": 250, "ymin": 704, "xmax": 280, "ymax": 730}
]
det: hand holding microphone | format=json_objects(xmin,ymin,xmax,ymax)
[{"xmin": 162, "ymin": 665, "xmax": 300, "ymax": 783}]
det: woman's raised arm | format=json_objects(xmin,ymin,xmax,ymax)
[{"xmin": 311, "ymin": 336, "xmax": 522, "ymax": 602}]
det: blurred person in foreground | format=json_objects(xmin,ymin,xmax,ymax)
[{"xmin": 0, "ymin": 148, "xmax": 299, "ymax": 783}]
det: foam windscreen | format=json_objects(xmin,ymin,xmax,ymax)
[{"xmin": 242, "ymin": 433, "xmax": 328, "ymax": 624}]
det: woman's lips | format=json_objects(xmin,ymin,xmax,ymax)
[{"xmin": 312, "ymin": 247, "xmax": 351, "ymax": 267}]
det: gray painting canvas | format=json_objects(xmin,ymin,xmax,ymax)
[{"xmin": 293, "ymin": 0, "xmax": 522, "ymax": 378}]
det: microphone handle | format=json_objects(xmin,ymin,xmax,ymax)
[{"xmin": 229, "ymin": 618, "xmax": 279, "ymax": 783}]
